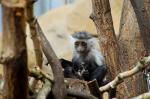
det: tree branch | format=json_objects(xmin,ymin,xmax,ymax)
[
  {"xmin": 132, "ymin": 92, "xmax": 150, "ymax": 99},
  {"xmin": 37, "ymin": 79, "xmax": 52, "ymax": 99},
  {"xmin": 99, "ymin": 56, "xmax": 150, "ymax": 92},
  {"xmin": 26, "ymin": 0, "xmax": 43, "ymax": 68},
  {"xmin": 29, "ymin": 66, "xmax": 54, "ymax": 83},
  {"xmin": 34, "ymin": 20, "xmax": 66, "ymax": 99},
  {"xmin": 29, "ymin": 67, "xmax": 97, "ymax": 99},
  {"xmin": 29, "ymin": 67, "xmax": 53, "ymax": 99},
  {"xmin": 90, "ymin": 0, "xmax": 129, "ymax": 97}
]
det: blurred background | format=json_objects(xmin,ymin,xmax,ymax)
[
  {"xmin": 0, "ymin": 0, "xmax": 74, "ymax": 32},
  {"xmin": 0, "ymin": 0, "xmax": 122, "ymax": 32},
  {"xmin": 0, "ymin": 0, "xmax": 123, "ymax": 68}
]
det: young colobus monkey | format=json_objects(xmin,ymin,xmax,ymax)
[
  {"xmin": 54, "ymin": 31, "xmax": 115, "ymax": 98},
  {"xmin": 71, "ymin": 31, "xmax": 107, "ymax": 86}
]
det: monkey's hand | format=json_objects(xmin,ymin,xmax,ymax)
[{"xmin": 82, "ymin": 70, "xmax": 89, "ymax": 80}]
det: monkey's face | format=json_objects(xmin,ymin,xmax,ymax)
[{"xmin": 74, "ymin": 41, "xmax": 88, "ymax": 53}]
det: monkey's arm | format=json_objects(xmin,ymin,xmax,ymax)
[
  {"xmin": 59, "ymin": 58, "xmax": 73, "ymax": 68},
  {"xmin": 72, "ymin": 58, "xmax": 81, "ymax": 72},
  {"xmin": 89, "ymin": 52, "xmax": 107, "ymax": 86}
]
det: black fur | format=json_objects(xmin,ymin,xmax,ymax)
[{"xmin": 72, "ymin": 31, "xmax": 92, "ymax": 39}]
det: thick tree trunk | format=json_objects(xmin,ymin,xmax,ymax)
[
  {"xmin": 118, "ymin": 0, "xmax": 150, "ymax": 97},
  {"xmin": 91, "ymin": 0, "xmax": 121, "ymax": 80},
  {"xmin": 90, "ymin": 0, "xmax": 129, "ymax": 98},
  {"xmin": 0, "ymin": 0, "xmax": 28, "ymax": 99},
  {"xmin": 144, "ymin": 0, "xmax": 150, "ymax": 19}
]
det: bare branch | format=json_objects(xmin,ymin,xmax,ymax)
[
  {"xmin": 37, "ymin": 79, "xmax": 52, "ymax": 99},
  {"xmin": 29, "ymin": 67, "xmax": 97, "ymax": 99},
  {"xmin": 34, "ymin": 20, "xmax": 66, "ymax": 99},
  {"xmin": 29, "ymin": 66, "xmax": 54, "ymax": 83},
  {"xmin": 29, "ymin": 67, "xmax": 52, "ymax": 99},
  {"xmin": 99, "ymin": 56, "xmax": 150, "ymax": 92},
  {"xmin": 132, "ymin": 92, "xmax": 150, "ymax": 99},
  {"xmin": 26, "ymin": 0, "xmax": 43, "ymax": 68}
]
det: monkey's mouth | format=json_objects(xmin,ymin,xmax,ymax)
[
  {"xmin": 77, "ymin": 50, "xmax": 88, "ymax": 54},
  {"xmin": 77, "ymin": 50, "xmax": 85, "ymax": 53}
]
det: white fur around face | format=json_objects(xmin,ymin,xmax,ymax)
[
  {"xmin": 92, "ymin": 49, "xmax": 104, "ymax": 66},
  {"xmin": 69, "ymin": 35, "xmax": 99, "ymax": 50},
  {"xmin": 69, "ymin": 37, "xmax": 104, "ymax": 66},
  {"xmin": 87, "ymin": 38, "xmax": 98, "ymax": 49}
]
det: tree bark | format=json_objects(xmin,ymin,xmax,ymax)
[
  {"xmin": 144, "ymin": 0, "xmax": 150, "ymax": 20},
  {"xmin": 26, "ymin": 0, "xmax": 43, "ymax": 93},
  {"xmin": 87, "ymin": 80, "xmax": 100, "ymax": 98},
  {"xmin": 26, "ymin": 0, "xmax": 43, "ymax": 68},
  {"xmin": 130, "ymin": 0, "xmax": 150, "ymax": 51},
  {"xmin": 90, "ymin": 0, "xmax": 129, "ymax": 98},
  {"xmin": 67, "ymin": 89, "xmax": 98, "ymax": 99},
  {"xmin": 99, "ymin": 56, "xmax": 150, "ymax": 92},
  {"xmin": 0, "ymin": 0, "xmax": 28, "ymax": 99},
  {"xmin": 132, "ymin": 92, "xmax": 150, "ymax": 99},
  {"xmin": 35, "ymin": 20, "xmax": 66, "ymax": 99},
  {"xmin": 118, "ymin": 0, "xmax": 150, "ymax": 97}
]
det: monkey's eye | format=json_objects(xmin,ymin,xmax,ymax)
[
  {"xmin": 75, "ymin": 42, "xmax": 79, "ymax": 46},
  {"xmin": 81, "ymin": 42, "xmax": 87, "ymax": 47}
]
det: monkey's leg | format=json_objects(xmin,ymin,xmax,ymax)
[{"xmin": 90, "ymin": 66, "xmax": 107, "ymax": 86}]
